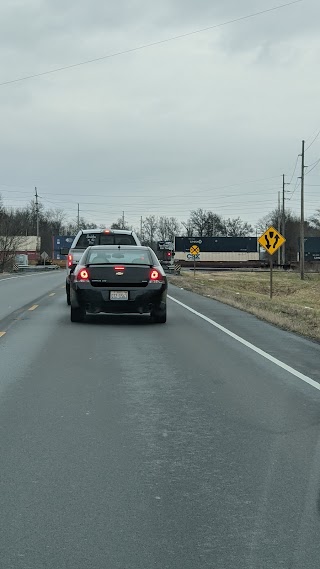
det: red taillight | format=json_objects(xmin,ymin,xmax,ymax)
[
  {"xmin": 150, "ymin": 269, "xmax": 160, "ymax": 280},
  {"xmin": 104, "ymin": 229, "xmax": 111, "ymax": 234},
  {"xmin": 68, "ymin": 254, "xmax": 73, "ymax": 268},
  {"xmin": 77, "ymin": 269, "xmax": 89, "ymax": 282},
  {"xmin": 149, "ymin": 269, "xmax": 165, "ymax": 283},
  {"xmin": 114, "ymin": 266, "xmax": 125, "ymax": 271}
]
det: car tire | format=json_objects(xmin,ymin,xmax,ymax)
[
  {"xmin": 71, "ymin": 305, "xmax": 86, "ymax": 323},
  {"xmin": 66, "ymin": 284, "xmax": 71, "ymax": 306},
  {"xmin": 151, "ymin": 307, "xmax": 167, "ymax": 324}
]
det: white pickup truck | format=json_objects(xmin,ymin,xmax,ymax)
[{"xmin": 61, "ymin": 228, "xmax": 141, "ymax": 305}]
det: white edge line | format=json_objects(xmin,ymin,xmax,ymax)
[{"xmin": 168, "ymin": 295, "xmax": 320, "ymax": 392}]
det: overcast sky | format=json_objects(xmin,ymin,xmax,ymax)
[{"xmin": 0, "ymin": 0, "xmax": 319, "ymax": 231}]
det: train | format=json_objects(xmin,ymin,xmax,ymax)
[{"xmin": 173, "ymin": 236, "xmax": 264, "ymax": 268}]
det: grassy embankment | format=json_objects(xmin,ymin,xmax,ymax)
[{"xmin": 169, "ymin": 271, "xmax": 320, "ymax": 342}]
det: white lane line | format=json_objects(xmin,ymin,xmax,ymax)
[
  {"xmin": 28, "ymin": 304, "xmax": 39, "ymax": 311},
  {"xmin": 0, "ymin": 273, "xmax": 57, "ymax": 283},
  {"xmin": 168, "ymin": 295, "xmax": 320, "ymax": 392},
  {"xmin": 48, "ymin": 293, "xmax": 55, "ymax": 297},
  {"xmin": 0, "ymin": 331, "xmax": 6, "ymax": 338},
  {"xmin": 23, "ymin": 272, "xmax": 61, "ymax": 278}
]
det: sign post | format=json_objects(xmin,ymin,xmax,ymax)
[
  {"xmin": 41, "ymin": 251, "xmax": 49, "ymax": 266},
  {"xmin": 258, "ymin": 226, "xmax": 286, "ymax": 299},
  {"xmin": 270, "ymin": 255, "xmax": 273, "ymax": 299},
  {"xmin": 189, "ymin": 245, "xmax": 200, "ymax": 277}
]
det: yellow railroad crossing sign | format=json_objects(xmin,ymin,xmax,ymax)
[
  {"xmin": 190, "ymin": 245, "xmax": 200, "ymax": 256},
  {"xmin": 258, "ymin": 226, "xmax": 286, "ymax": 255}
]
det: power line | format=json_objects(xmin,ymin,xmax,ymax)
[
  {"xmin": 0, "ymin": 0, "xmax": 303, "ymax": 87},
  {"xmin": 305, "ymin": 129, "xmax": 320, "ymax": 151},
  {"xmin": 6, "ymin": 183, "xmax": 320, "ymax": 214},
  {"xmin": 307, "ymin": 157, "xmax": 320, "ymax": 168},
  {"xmin": 5, "ymin": 185, "xmax": 313, "ymax": 212},
  {"xmin": 39, "ymin": 200, "xmax": 278, "ymax": 216},
  {"xmin": 287, "ymin": 178, "xmax": 300, "ymax": 200},
  {"xmin": 4, "ymin": 198, "xmax": 311, "ymax": 224},
  {"xmin": 288, "ymin": 155, "xmax": 300, "ymax": 184},
  {"xmin": 306, "ymin": 157, "xmax": 320, "ymax": 175},
  {"xmin": 1, "ymin": 191, "xmax": 282, "ymax": 209},
  {"xmin": 288, "ymin": 126, "xmax": 320, "ymax": 185},
  {"xmin": 30, "ymin": 187, "xmax": 280, "ymax": 205},
  {"xmin": 0, "ymin": 175, "xmax": 282, "ymax": 200}
]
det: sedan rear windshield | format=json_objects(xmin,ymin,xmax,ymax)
[
  {"xmin": 87, "ymin": 249, "xmax": 153, "ymax": 265},
  {"xmin": 75, "ymin": 233, "xmax": 136, "ymax": 248}
]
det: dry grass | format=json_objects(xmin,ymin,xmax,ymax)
[{"xmin": 169, "ymin": 271, "xmax": 320, "ymax": 342}]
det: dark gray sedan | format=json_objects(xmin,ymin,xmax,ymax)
[{"xmin": 70, "ymin": 245, "xmax": 167, "ymax": 323}]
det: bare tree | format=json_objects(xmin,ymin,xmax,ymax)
[
  {"xmin": 0, "ymin": 209, "xmax": 25, "ymax": 272},
  {"xmin": 181, "ymin": 220, "xmax": 194, "ymax": 237},
  {"xmin": 204, "ymin": 212, "xmax": 225, "ymax": 236},
  {"xmin": 222, "ymin": 217, "xmax": 253, "ymax": 237},
  {"xmin": 167, "ymin": 217, "xmax": 181, "ymax": 241},
  {"xmin": 62, "ymin": 216, "xmax": 99, "ymax": 236},
  {"xmin": 158, "ymin": 216, "xmax": 170, "ymax": 241},
  {"xmin": 46, "ymin": 208, "xmax": 67, "ymax": 235},
  {"xmin": 0, "ymin": 195, "xmax": 103, "ymax": 267},
  {"xmin": 111, "ymin": 216, "xmax": 131, "ymax": 231},
  {"xmin": 309, "ymin": 209, "xmax": 320, "ymax": 231},
  {"xmin": 143, "ymin": 215, "xmax": 158, "ymax": 247},
  {"xmin": 184, "ymin": 209, "xmax": 225, "ymax": 236},
  {"xmin": 158, "ymin": 216, "xmax": 181, "ymax": 241},
  {"xmin": 188, "ymin": 209, "xmax": 208, "ymax": 236}
]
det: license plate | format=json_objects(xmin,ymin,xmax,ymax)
[{"xmin": 110, "ymin": 291, "xmax": 128, "ymax": 301}]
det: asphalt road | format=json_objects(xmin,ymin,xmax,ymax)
[
  {"xmin": 0, "ymin": 271, "xmax": 65, "ymax": 321},
  {"xmin": 1, "ymin": 274, "xmax": 320, "ymax": 568}
]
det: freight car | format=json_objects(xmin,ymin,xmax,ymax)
[{"xmin": 174, "ymin": 236, "xmax": 263, "ymax": 268}]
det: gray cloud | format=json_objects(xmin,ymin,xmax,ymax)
[{"xmin": 0, "ymin": 0, "xmax": 319, "ymax": 228}]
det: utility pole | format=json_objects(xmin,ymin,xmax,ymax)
[
  {"xmin": 277, "ymin": 191, "xmax": 281, "ymax": 267},
  {"xmin": 300, "ymin": 140, "xmax": 305, "ymax": 280},
  {"xmin": 77, "ymin": 203, "xmax": 80, "ymax": 230},
  {"xmin": 35, "ymin": 187, "xmax": 40, "ymax": 258},
  {"xmin": 140, "ymin": 216, "xmax": 143, "ymax": 241},
  {"xmin": 122, "ymin": 211, "xmax": 125, "ymax": 229},
  {"xmin": 282, "ymin": 174, "xmax": 286, "ymax": 266}
]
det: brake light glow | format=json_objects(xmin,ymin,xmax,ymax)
[
  {"xmin": 68, "ymin": 254, "xmax": 73, "ymax": 268},
  {"xmin": 149, "ymin": 268, "xmax": 165, "ymax": 283},
  {"xmin": 152, "ymin": 267, "xmax": 166, "ymax": 280},
  {"xmin": 114, "ymin": 266, "xmax": 125, "ymax": 271},
  {"xmin": 77, "ymin": 269, "xmax": 90, "ymax": 282},
  {"xmin": 150, "ymin": 270, "xmax": 160, "ymax": 280},
  {"xmin": 104, "ymin": 229, "xmax": 111, "ymax": 234}
]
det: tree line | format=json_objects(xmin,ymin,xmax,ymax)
[
  {"xmin": 112, "ymin": 210, "xmax": 254, "ymax": 243},
  {"xmin": 1, "ymin": 193, "xmax": 320, "ymax": 270},
  {"xmin": 0, "ymin": 196, "xmax": 99, "ymax": 271}
]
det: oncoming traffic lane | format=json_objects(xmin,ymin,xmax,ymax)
[{"xmin": 0, "ymin": 270, "xmax": 65, "ymax": 322}]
